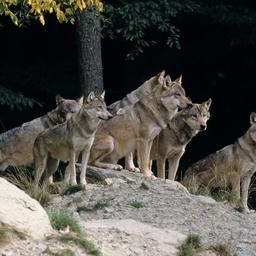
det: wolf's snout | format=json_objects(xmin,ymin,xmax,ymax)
[{"xmin": 200, "ymin": 124, "xmax": 206, "ymax": 130}]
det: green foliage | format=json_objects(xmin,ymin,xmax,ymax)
[
  {"xmin": 0, "ymin": 85, "xmax": 41, "ymax": 111},
  {"xmin": 45, "ymin": 248, "xmax": 76, "ymax": 256},
  {"xmin": 77, "ymin": 199, "xmax": 110, "ymax": 212},
  {"xmin": 178, "ymin": 233, "xmax": 201, "ymax": 256},
  {"xmin": 234, "ymin": 204, "xmax": 244, "ymax": 213},
  {"xmin": 211, "ymin": 188, "xmax": 239, "ymax": 204},
  {"xmin": 47, "ymin": 207, "xmax": 102, "ymax": 255},
  {"xmin": 47, "ymin": 208, "xmax": 82, "ymax": 234},
  {"xmin": 103, "ymin": 0, "xmax": 199, "ymax": 60},
  {"xmin": 209, "ymin": 243, "xmax": 235, "ymax": 256},
  {"xmin": 0, "ymin": 227, "xmax": 9, "ymax": 246},
  {"xmin": 61, "ymin": 184, "xmax": 85, "ymax": 196},
  {"xmin": 128, "ymin": 200, "xmax": 144, "ymax": 208},
  {"xmin": 60, "ymin": 234, "xmax": 102, "ymax": 256},
  {"xmin": 5, "ymin": 166, "xmax": 52, "ymax": 207},
  {"xmin": 103, "ymin": 0, "xmax": 256, "ymax": 59}
]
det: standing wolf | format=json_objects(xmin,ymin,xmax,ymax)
[
  {"xmin": 0, "ymin": 95, "xmax": 83, "ymax": 171},
  {"xmin": 89, "ymin": 72, "xmax": 192, "ymax": 177},
  {"xmin": 182, "ymin": 112, "xmax": 256, "ymax": 212},
  {"xmin": 34, "ymin": 91, "xmax": 112, "ymax": 187},
  {"xmin": 150, "ymin": 99, "xmax": 211, "ymax": 180},
  {"xmin": 108, "ymin": 71, "xmax": 165, "ymax": 113},
  {"xmin": 108, "ymin": 70, "xmax": 167, "ymax": 172}
]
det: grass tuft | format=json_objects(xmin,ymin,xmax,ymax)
[
  {"xmin": 128, "ymin": 200, "xmax": 144, "ymax": 208},
  {"xmin": 45, "ymin": 247, "xmax": 76, "ymax": 256},
  {"xmin": 211, "ymin": 188, "xmax": 239, "ymax": 204},
  {"xmin": 0, "ymin": 227, "xmax": 9, "ymax": 246},
  {"xmin": 47, "ymin": 208, "xmax": 82, "ymax": 234},
  {"xmin": 61, "ymin": 184, "xmax": 85, "ymax": 196},
  {"xmin": 208, "ymin": 243, "xmax": 235, "ymax": 256},
  {"xmin": 47, "ymin": 208, "xmax": 101, "ymax": 256},
  {"xmin": 5, "ymin": 166, "xmax": 52, "ymax": 206},
  {"xmin": 77, "ymin": 199, "xmax": 110, "ymax": 213},
  {"xmin": 59, "ymin": 234, "xmax": 102, "ymax": 256},
  {"xmin": 178, "ymin": 233, "xmax": 201, "ymax": 256}
]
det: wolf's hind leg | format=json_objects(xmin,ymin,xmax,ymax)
[{"xmin": 89, "ymin": 136, "xmax": 123, "ymax": 170}]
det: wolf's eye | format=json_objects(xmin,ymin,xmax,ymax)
[{"xmin": 175, "ymin": 93, "xmax": 181, "ymax": 97}]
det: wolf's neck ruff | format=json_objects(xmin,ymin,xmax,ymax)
[
  {"xmin": 137, "ymin": 98, "xmax": 171, "ymax": 129},
  {"xmin": 168, "ymin": 120, "xmax": 194, "ymax": 145},
  {"xmin": 46, "ymin": 110, "xmax": 61, "ymax": 126},
  {"xmin": 236, "ymin": 137, "xmax": 256, "ymax": 163}
]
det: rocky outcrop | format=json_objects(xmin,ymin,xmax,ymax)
[
  {"xmin": 1, "ymin": 167, "xmax": 256, "ymax": 255},
  {"xmin": 0, "ymin": 177, "xmax": 53, "ymax": 240}
]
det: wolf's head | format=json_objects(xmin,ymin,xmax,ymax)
[
  {"xmin": 181, "ymin": 99, "xmax": 212, "ymax": 131},
  {"xmin": 157, "ymin": 74, "xmax": 192, "ymax": 113},
  {"xmin": 83, "ymin": 91, "xmax": 113, "ymax": 120},
  {"xmin": 55, "ymin": 95, "xmax": 83, "ymax": 122},
  {"xmin": 247, "ymin": 112, "xmax": 256, "ymax": 143}
]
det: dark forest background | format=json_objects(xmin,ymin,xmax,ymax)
[{"xmin": 1, "ymin": 0, "xmax": 256, "ymax": 195}]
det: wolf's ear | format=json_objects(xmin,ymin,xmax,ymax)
[
  {"xmin": 174, "ymin": 75, "xmax": 182, "ymax": 84},
  {"xmin": 116, "ymin": 108, "xmax": 126, "ymax": 115},
  {"xmin": 157, "ymin": 70, "xmax": 166, "ymax": 85},
  {"xmin": 202, "ymin": 98, "xmax": 212, "ymax": 110},
  {"xmin": 86, "ymin": 91, "xmax": 95, "ymax": 103},
  {"xmin": 101, "ymin": 90, "xmax": 106, "ymax": 99},
  {"xmin": 165, "ymin": 75, "xmax": 172, "ymax": 86},
  {"xmin": 250, "ymin": 112, "xmax": 256, "ymax": 124},
  {"xmin": 76, "ymin": 96, "xmax": 84, "ymax": 105},
  {"xmin": 56, "ymin": 95, "xmax": 65, "ymax": 106}
]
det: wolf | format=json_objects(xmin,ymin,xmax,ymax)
[
  {"xmin": 108, "ymin": 71, "xmax": 165, "ymax": 113},
  {"xmin": 33, "ymin": 91, "xmax": 113, "ymax": 187},
  {"xmin": 182, "ymin": 112, "xmax": 256, "ymax": 212},
  {"xmin": 149, "ymin": 99, "xmax": 211, "ymax": 180},
  {"xmin": 89, "ymin": 72, "xmax": 192, "ymax": 177},
  {"xmin": 0, "ymin": 95, "xmax": 83, "ymax": 171},
  {"xmin": 108, "ymin": 70, "xmax": 166, "ymax": 172}
]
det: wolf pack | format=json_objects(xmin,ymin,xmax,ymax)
[{"xmin": 0, "ymin": 71, "xmax": 255, "ymax": 213}]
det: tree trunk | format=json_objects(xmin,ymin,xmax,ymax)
[{"xmin": 76, "ymin": 8, "xmax": 103, "ymax": 98}]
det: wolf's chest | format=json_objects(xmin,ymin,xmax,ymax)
[{"xmin": 72, "ymin": 136, "xmax": 94, "ymax": 151}]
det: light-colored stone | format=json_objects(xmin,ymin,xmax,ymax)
[
  {"xmin": 0, "ymin": 177, "xmax": 53, "ymax": 240},
  {"xmin": 165, "ymin": 179, "xmax": 189, "ymax": 193},
  {"xmin": 196, "ymin": 195, "xmax": 217, "ymax": 205},
  {"xmin": 83, "ymin": 219, "xmax": 185, "ymax": 256}
]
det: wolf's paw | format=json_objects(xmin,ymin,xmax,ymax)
[
  {"xmin": 245, "ymin": 208, "xmax": 255, "ymax": 214},
  {"xmin": 128, "ymin": 167, "xmax": 141, "ymax": 173},
  {"xmin": 110, "ymin": 164, "xmax": 123, "ymax": 170},
  {"xmin": 70, "ymin": 180, "xmax": 78, "ymax": 186},
  {"xmin": 143, "ymin": 170, "xmax": 155, "ymax": 178},
  {"xmin": 80, "ymin": 180, "xmax": 87, "ymax": 186}
]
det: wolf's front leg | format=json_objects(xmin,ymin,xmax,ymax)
[
  {"xmin": 64, "ymin": 153, "xmax": 76, "ymax": 185},
  {"xmin": 137, "ymin": 139, "xmax": 154, "ymax": 177},
  {"xmin": 156, "ymin": 157, "xmax": 166, "ymax": 179},
  {"xmin": 125, "ymin": 152, "xmax": 140, "ymax": 172},
  {"xmin": 167, "ymin": 151, "xmax": 183, "ymax": 180},
  {"xmin": 241, "ymin": 174, "xmax": 253, "ymax": 213},
  {"xmin": 80, "ymin": 149, "xmax": 91, "ymax": 185}
]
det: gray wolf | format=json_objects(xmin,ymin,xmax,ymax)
[
  {"xmin": 89, "ymin": 72, "xmax": 192, "ymax": 177},
  {"xmin": 108, "ymin": 71, "xmax": 164, "ymax": 113},
  {"xmin": 182, "ymin": 112, "xmax": 256, "ymax": 212},
  {"xmin": 0, "ymin": 95, "xmax": 83, "ymax": 171},
  {"xmin": 108, "ymin": 70, "xmax": 166, "ymax": 172},
  {"xmin": 150, "ymin": 99, "xmax": 211, "ymax": 180},
  {"xmin": 33, "ymin": 91, "xmax": 112, "ymax": 187}
]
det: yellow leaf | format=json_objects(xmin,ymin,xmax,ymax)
[{"xmin": 39, "ymin": 15, "xmax": 45, "ymax": 25}]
